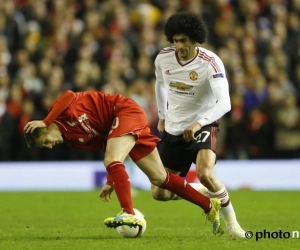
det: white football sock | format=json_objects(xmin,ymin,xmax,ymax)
[{"xmin": 207, "ymin": 186, "xmax": 240, "ymax": 229}]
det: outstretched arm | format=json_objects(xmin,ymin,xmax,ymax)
[
  {"xmin": 24, "ymin": 90, "xmax": 76, "ymax": 133},
  {"xmin": 99, "ymin": 185, "xmax": 114, "ymax": 202},
  {"xmin": 43, "ymin": 90, "xmax": 76, "ymax": 126}
]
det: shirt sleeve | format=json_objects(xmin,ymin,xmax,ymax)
[
  {"xmin": 43, "ymin": 90, "xmax": 76, "ymax": 126},
  {"xmin": 198, "ymin": 56, "xmax": 231, "ymax": 127},
  {"xmin": 154, "ymin": 57, "xmax": 168, "ymax": 120}
]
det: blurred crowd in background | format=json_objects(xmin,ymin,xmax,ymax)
[{"xmin": 0, "ymin": 0, "xmax": 299, "ymax": 161}]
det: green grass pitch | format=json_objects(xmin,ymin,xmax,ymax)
[{"xmin": 0, "ymin": 190, "xmax": 299, "ymax": 250}]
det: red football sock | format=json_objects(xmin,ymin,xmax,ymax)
[
  {"xmin": 106, "ymin": 161, "xmax": 135, "ymax": 214},
  {"xmin": 160, "ymin": 171, "xmax": 211, "ymax": 213}
]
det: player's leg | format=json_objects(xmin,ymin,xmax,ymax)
[
  {"xmin": 195, "ymin": 149, "xmax": 245, "ymax": 238},
  {"xmin": 135, "ymin": 147, "xmax": 224, "ymax": 236},
  {"xmin": 103, "ymin": 99, "xmax": 160, "ymax": 228},
  {"xmin": 151, "ymin": 132, "xmax": 208, "ymax": 201},
  {"xmin": 151, "ymin": 175, "xmax": 208, "ymax": 200},
  {"xmin": 188, "ymin": 182, "xmax": 209, "ymax": 196},
  {"xmin": 191, "ymin": 125, "xmax": 245, "ymax": 238},
  {"xmin": 103, "ymin": 134, "xmax": 144, "ymax": 228},
  {"xmin": 151, "ymin": 168, "xmax": 181, "ymax": 201},
  {"xmin": 151, "ymin": 132, "xmax": 192, "ymax": 201},
  {"xmin": 103, "ymin": 101, "xmax": 150, "ymax": 216}
]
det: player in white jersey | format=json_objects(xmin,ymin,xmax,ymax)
[{"xmin": 151, "ymin": 11, "xmax": 246, "ymax": 238}]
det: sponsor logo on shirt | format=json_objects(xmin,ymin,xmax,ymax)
[
  {"xmin": 169, "ymin": 82, "xmax": 193, "ymax": 90},
  {"xmin": 78, "ymin": 113, "xmax": 88, "ymax": 122},
  {"xmin": 213, "ymin": 73, "xmax": 224, "ymax": 78},
  {"xmin": 78, "ymin": 113, "xmax": 99, "ymax": 139},
  {"xmin": 67, "ymin": 121, "xmax": 79, "ymax": 127}
]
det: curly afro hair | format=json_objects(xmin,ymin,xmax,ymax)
[{"xmin": 164, "ymin": 11, "xmax": 207, "ymax": 44}]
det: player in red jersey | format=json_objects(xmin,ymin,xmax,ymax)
[{"xmin": 24, "ymin": 90, "xmax": 223, "ymax": 235}]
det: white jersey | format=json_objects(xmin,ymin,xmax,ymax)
[{"xmin": 155, "ymin": 46, "xmax": 231, "ymax": 135}]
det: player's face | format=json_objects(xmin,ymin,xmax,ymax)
[
  {"xmin": 35, "ymin": 129, "xmax": 64, "ymax": 149},
  {"xmin": 173, "ymin": 34, "xmax": 197, "ymax": 60}
]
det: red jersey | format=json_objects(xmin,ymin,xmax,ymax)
[{"xmin": 43, "ymin": 90, "xmax": 159, "ymax": 161}]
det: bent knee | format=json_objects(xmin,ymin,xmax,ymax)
[
  {"xmin": 198, "ymin": 174, "xmax": 209, "ymax": 182},
  {"xmin": 198, "ymin": 171, "xmax": 218, "ymax": 188},
  {"xmin": 152, "ymin": 192, "xmax": 171, "ymax": 202},
  {"xmin": 148, "ymin": 175, "xmax": 165, "ymax": 187},
  {"xmin": 197, "ymin": 168, "xmax": 212, "ymax": 180},
  {"xmin": 151, "ymin": 186, "xmax": 172, "ymax": 201}
]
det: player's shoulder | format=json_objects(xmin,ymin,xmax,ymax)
[
  {"xmin": 158, "ymin": 46, "xmax": 176, "ymax": 54},
  {"xmin": 197, "ymin": 47, "xmax": 222, "ymax": 61},
  {"xmin": 197, "ymin": 46, "xmax": 224, "ymax": 67},
  {"xmin": 156, "ymin": 46, "xmax": 176, "ymax": 58}
]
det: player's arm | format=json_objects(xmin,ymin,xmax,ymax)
[
  {"xmin": 43, "ymin": 90, "xmax": 76, "ymax": 126},
  {"xmin": 154, "ymin": 57, "xmax": 167, "ymax": 134},
  {"xmin": 197, "ymin": 59, "xmax": 231, "ymax": 127},
  {"xmin": 24, "ymin": 90, "xmax": 76, "ymax": 133},
  {"xmin": 183, "ymin": 82, "xmax": 231, "ymax": 142},
  {"xmin": 99, "ymin": 173, "xmax": 114, "ymax": 202}
]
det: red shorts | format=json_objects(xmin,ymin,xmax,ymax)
[{"xmin": 107, "ymin": 98, "xmax": 160, "ymax": 162}]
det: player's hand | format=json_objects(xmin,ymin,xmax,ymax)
[
  {"xmin": 183, "ymin": 122, "xmax": 202, "ymax": 142},
  {"xmin": 157, "ymin": 119, "xmax": 165, "ymax": 134},
  {"xmin": 24, "ymin": 120, "xmax": 46, "ymax": 133},
  {"xmin": 99, "ymin": 185, "xmax": 114, "ymax": 202}
]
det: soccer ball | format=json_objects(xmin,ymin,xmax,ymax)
[{"xmin": 116, "ymin": 208, "xmax": 146, "ymax": 238}]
